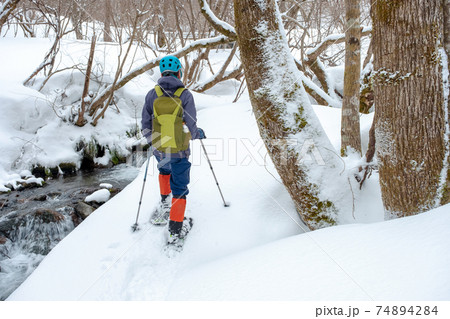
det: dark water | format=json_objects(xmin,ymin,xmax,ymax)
[
  {"xmin": 0, "ymin": 164, "xmax": 140, "ymax": 218},
  {"xmin": 0, "ymin": 164, "xmax": 140, "ymax": 300}
]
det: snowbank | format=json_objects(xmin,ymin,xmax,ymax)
[
  {"xmin": 0, "ymin": 37, "xmax": 152, "ymax": 190},
  {"xmin": 168, "ymin": 205, "xmax": 450, "ymax": 300}
]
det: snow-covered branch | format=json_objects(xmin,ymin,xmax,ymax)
[
  {"xmin": 89, "ymin": 35, "xmax": 233, "ymax": 119},
  {"xmin": 198, "ymin": 0, "xmax": 237, "ymax": 39},
  {"xmin": 306, "ymin": 26, "xmax": 372, "ymax": 61},
  {"xmin": 0, "ymin": 0, "xmax": 21, "ymax": 29}
]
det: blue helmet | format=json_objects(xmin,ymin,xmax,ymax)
[{"xmin": 159, "ymin": 55, "xmax": 182, "ymax": 77}]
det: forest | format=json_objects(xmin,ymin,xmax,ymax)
[{"xmin": 1, "ymin": 0, "xmax": 449, "ymax": 306}]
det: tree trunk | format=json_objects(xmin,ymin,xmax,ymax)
[
  {"xmin": 103, "ymin": 0, "xmax": 112, "ymax": 42},
  {"xmin": 70, "ymin": 2, "xmax": 83, "ymax": 40},
  {"xmin": 341, "ymin": 0, "xmax": 362, "ymax": 156},
  {"xmin": 441, "ymin": 0, "xmax": 450, "ymax": 205},
  {"xmin": 234, "ymin": 0, "xmax": 346, "ymax": 229},
  {"xmin": 371, "ymin": 0, "xmax": 447, "ymax": 218}
]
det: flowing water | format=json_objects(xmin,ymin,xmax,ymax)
[{"xmin": 0, "ymin": 164, "xmax": 139, "ymax": 300}]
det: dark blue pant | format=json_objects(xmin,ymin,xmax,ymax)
[{"xmin": 156, "ymin": 154, "xmax": 191, "ymax": 197}]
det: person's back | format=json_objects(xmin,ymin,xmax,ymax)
[{"xmin": 141, "ymin": 55, "xmax": 205, "ymax": 247}]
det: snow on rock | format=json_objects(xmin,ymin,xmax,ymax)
[
  {"xmin": 22, "ymin": 177, "xmax": 44, "ymax": 186},
  {"xmin": 100, "ymin": 183, "xmax": 113, "ymax": 189},
  {"xmin": 85, "ymin": 189, "xmax": 110, "ymax": 203}
]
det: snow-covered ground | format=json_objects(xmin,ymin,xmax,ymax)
[
  {"xmin": 2, "ymin": 35, "xmax": 449, "ymax": 304},
  {"xmin": 7, "ymin": 94, "xmax": 450, "ymax": 301}
]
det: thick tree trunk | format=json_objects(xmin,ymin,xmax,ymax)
[
  {"xmin": 371, "ymin": 0, "xmax": 446, "ymax": 218},
  {"xmin": 234, "ymin": 0, "xmax": 346, "ymax": 229},
  {"xmin": 441, "ymin": 0, "xmax": 450, "ymax": 205},
  {"xmin": 341, "ymin": 0, "xmax": 362, "ymax": 156}
]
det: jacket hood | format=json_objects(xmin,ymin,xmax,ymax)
[{"xmin": 157, "ymin": 76, "xmax": 185, "ymax": 95}]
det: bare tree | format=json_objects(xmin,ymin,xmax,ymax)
[
  {"xmin": 23, "ymin": 0, "xmax": 75, "ymax": 88},
  {"xmin": 371, "ymin": 0, "xmax": 447, "ymax": 218},
  {"xmin": 75, "ymin": 35, "xmax": 96, "ymax": 127},
  {"xmin": 0, "ymin": 0, "xmax": 21, "ymax": 32}
]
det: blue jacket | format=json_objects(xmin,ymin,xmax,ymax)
[{"xmin": 141, "ymin": 76, "xmax": 200, "ymax": 158}]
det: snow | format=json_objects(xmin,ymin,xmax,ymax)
[
  {"xmin": 100, "ymin": 183, "xmax": 113, "ymax": 189},
  {"xmin": 0, "ymin": 37, "xmax": 146, "ymax": 190},
  {"xmin": 168, "ymin": 206, "xmax": 450, "ymax": 300},
  {"xmin": 85, "ymin": 189, "xmax": 111, "ymax": 203}
]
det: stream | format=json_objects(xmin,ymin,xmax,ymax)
[{"xmin": 0, "ymin": 164, "xmax": 140, "ymax": 300}]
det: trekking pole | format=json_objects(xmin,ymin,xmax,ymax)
[
  {"xmin": 132, "ymin": 148, "xmax": 152, "ymax": 232},
  {"xmin": 200, "ymin": 139, "xmax": 230, "ymax": 207}
]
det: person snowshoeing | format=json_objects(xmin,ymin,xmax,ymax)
[{"xmin": 141, "ymin": 55, "xmax": 205, "ymax": 245}]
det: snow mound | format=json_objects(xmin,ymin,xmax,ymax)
[
  {"xmin": 85, "ymin": 189, "xmax": 110, "ymax": 203},
  {"xmin": 100, "ymin": 183, "xmax": 113, "ymax": 189}
]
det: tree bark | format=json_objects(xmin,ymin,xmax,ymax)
[
  {"xmin": 441, "ymin": 0, "xmax": 450, "ymax": 205},
  {"xmin": 371, "ymin": 0, "xmax": 446, "ymax": 218},
  {"xmin": 341, "ymin": 0, "xmax": 362, "ymax": 156},
  {"xmin": 234, "ymin": 0, "xmax": 346, "ymax": 229}
]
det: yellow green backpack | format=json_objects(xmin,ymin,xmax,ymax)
[{"xmin": 151, "ymin": 85, "xmax": 191, "ymax": 153}]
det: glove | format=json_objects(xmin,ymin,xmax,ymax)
[{"xmin": 197, "ymin": 128, "xmax": 206, "ymax": 139}]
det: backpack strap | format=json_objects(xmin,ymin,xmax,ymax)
[
  {"xmin": 155, "ymin": 85, "xmax": 185, "ymax": 98},
  {"xmin": 154, "ymin": 85, "xmax": 164, "ymax": 97},
  {"xmin": 174, "ymin": 87, "xmax": 185, "ymax": 98}
]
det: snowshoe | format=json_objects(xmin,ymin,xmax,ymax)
[
  {"xmin": 165, "ymin": 217, "xmax": 193, "ymax": 253},
  {"xmin": 150, "ymin": 199, "xmax": 171, "ymax": 225}
]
